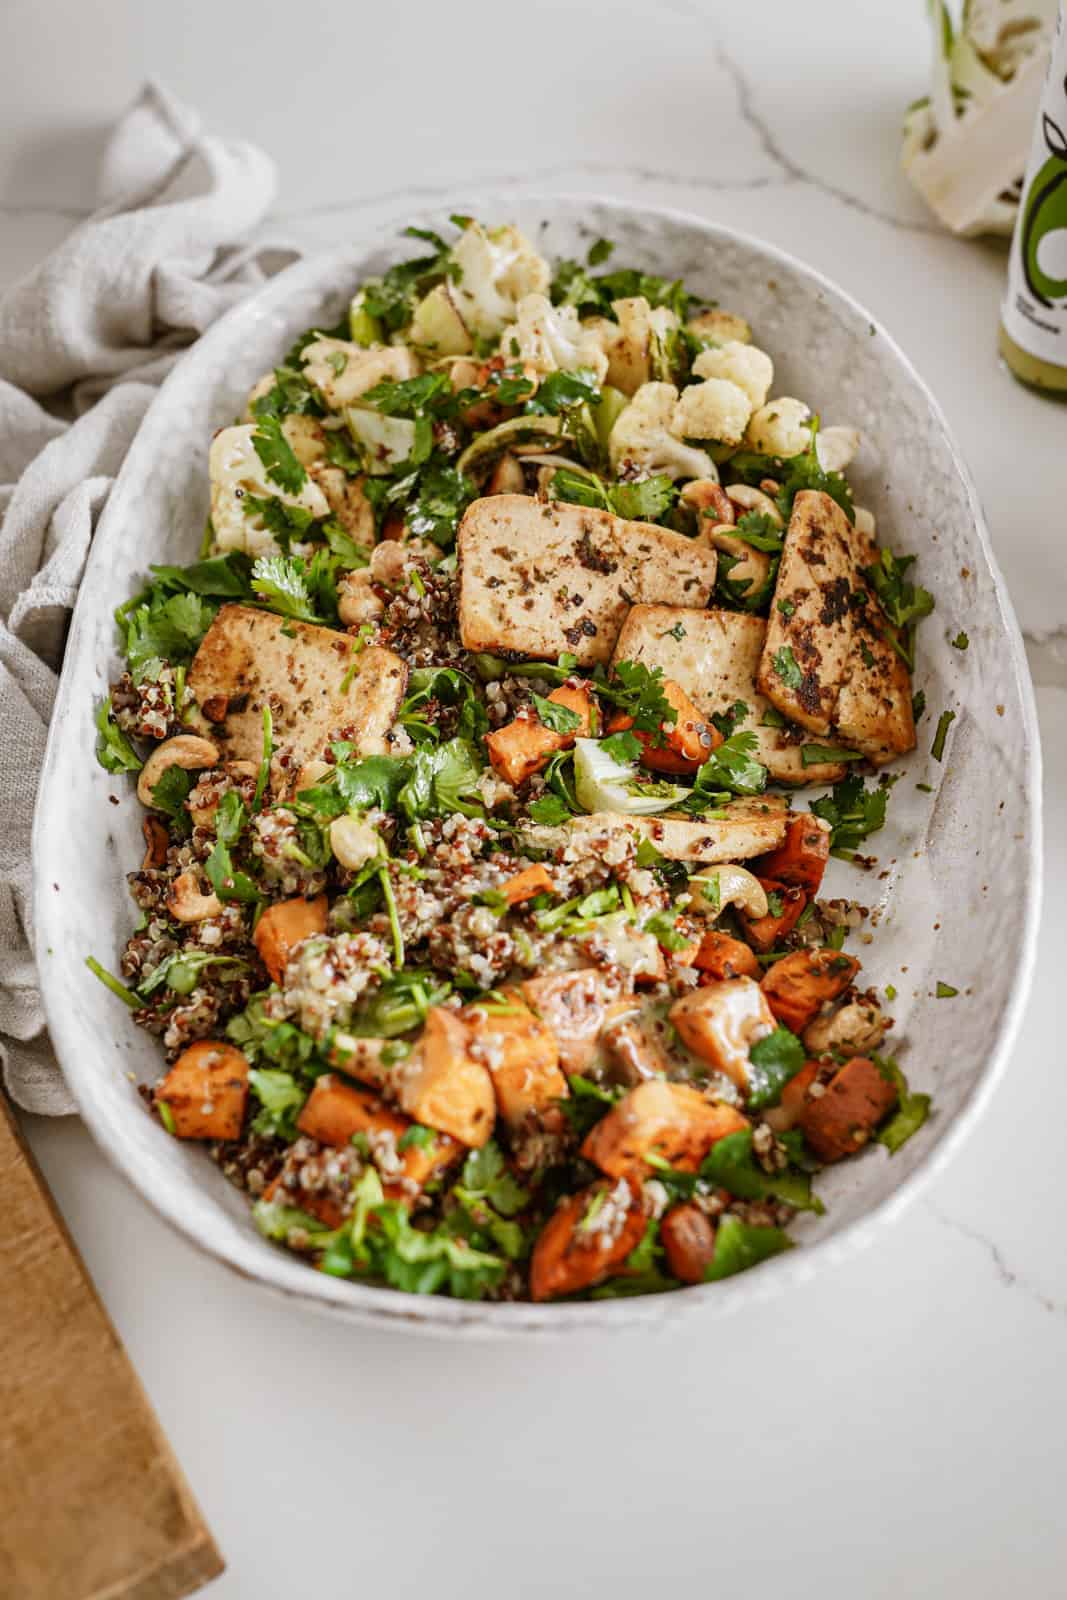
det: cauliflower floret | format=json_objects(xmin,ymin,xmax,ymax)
[
  {"xmin": 209, "ymin": 424, "xmax": 329, "ymax": 557},
  {"xmin": 302, "ymin": 337, "xmax": 420, "ymax": 410},
  {"xmin": 609, "ymin": 382, "xmax": 716, "ymax": 482},
  {"xmin": 687, "ymin": 307, "xmax": 752, "ymax": 345},
  {"xmin": 449, "ymin": 223, "xmax": 551, "ymax": 339},
  {"xmin": 671, "ymin": 377, "xmax": 752, "ymax": 449},
  {"xmin": 744, "ymin": 397, "xmax": 812, "ymax": 458},
  {"xmin": 498, "ymin": 293, "xmax": 609, "ymax": 382},
  {"xmin": 692, "ymin": 341, "xmax": 774, "ymax": 409},
  {"xmin": 605, "ymin": 297, "xmax": 680, "ymax": 395},
  {"xmin": 281, "ymin": 414, "xmax": 327, "ymax": 468},
  {"xmin": 815, "ymin": 425, "xmax": 861, "ymax": 472}
]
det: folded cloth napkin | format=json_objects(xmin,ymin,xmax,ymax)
[{"xmin": 0, "ymin": 82, "xmax": 299, "ymax": 1114}]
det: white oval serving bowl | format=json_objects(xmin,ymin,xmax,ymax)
[{"xmin": 33, "ymin": 196, "xmax": 1041, "ymax": 1336}]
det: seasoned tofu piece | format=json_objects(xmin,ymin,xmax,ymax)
[
  {"xmin": 757, "ymin": 490, "xmax": 915, "ymax": 763},
  {"xmin": 611, "ymin": 605, "xmax": 846, "ymax": 786},
  {"xmin": 187, "ymin": 605, "xmax": 407, "ymax": 794},
  {"xmin": 393, "ymin": 1006, "xmax": 496, "ymax": 1148},
  {"xmin": 581, "ymin": 1081, "xmax": 749, "ymax": 1181},
  {"xmin": 519, "ymin": 796, "xmax": 789, "ymax": 866},
  {"xmin": 457, "ymin": 495, "xmax": 716, "ymax": 666},
  {"xmin": 669, "ymin": 976, "xmax": 777, "ymax": 1092}
]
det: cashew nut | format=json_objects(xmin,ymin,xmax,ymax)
[
  {"xmin": 704, "ymin": 523, "xmax": 772, "ymax": 594},
  {"xmin": 337, "ymin": 569, "xmax": 385, "ymax": 626},
  {"xmin": 689, "ymin": 864, "xmax": 768, "ymax": 919},
  {"xmin": 680, "ymin": 478, "xmax": 734, "ymax": 525},
  {"xmin": 137, "ymin": 735, "xmax": 220, "ymax": 808},
  {"xmin": 167, "ymin": 871, "xmax": 223, "ymax": 924},
  {"xmin": 724, "ymin": 483, "xmax": 783, "ymax": 527},
  {"xmin": 815, "ymin": 425, "xmax": 860, "ymax": 474},
  {"xmin": 854, "ymin": 506, "xmax": 876, "ymax": 538},
  {"xmin": 487, "ymin": 454, "xmax": 525, "ymax": 495},
  {"xmin": 802, "ymin": 999, "xmax": 888, "ymax": 1059},
  {"xmin": 294, "ymin": 759, "xmax": 333, "ymax": 793},
  {"xmin": 329, "ymin": 815, "xmax": 382, "ymax": 872}
]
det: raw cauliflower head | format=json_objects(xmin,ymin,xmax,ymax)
[
  {"xmin": 692, "ymin": 341, "xmax": 774, "ymax": 409},
  {"xmin": 745, "ymin": 397, "xmax": 813, "ymax": 458},
  {"xmin": 609, "ymin": 382, "xmax": 716, "ymax": 481},
  {"xmin": 302, "ymin": 338, "xmax": 420, "ymax": 410},
  {"xmin": 209, "ymin": 424, "xmax": 329, "ymax": 557},
  {"xmin": 672, "ymin": 377, "xmax": 753, "ymax": 450},
  {"xmin": 448, "ymin": 223, "xmax": 551, "ymax": 339},
  {"xmin": 499, "ymin": 293, "xmax": 609, "ymax": 382}
]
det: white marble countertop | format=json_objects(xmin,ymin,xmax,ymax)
[{"xmin": 5, "ymin": 0, "xmax": 1065, "ymax": 1594}]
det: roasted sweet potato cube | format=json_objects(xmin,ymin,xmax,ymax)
[
  {"xmin": 738, "ymin": 878, "xmax": 807, "ymax": 953},
  {"xmin": 581, "ymin": 1080, "xmax": 748, "ymax": 1181},
  {"xmin": 692, "ymin": 930, "xmax": 761, "ymax": 981},
  {"xmin": 763, "ymin": 1060, "xmax": 819, "ymax": 1133},
  {"xmin": 253, "ymin": 894, "xmax": 328, "ymax": 984},
  {"xmin": 484, "ymin": 684, "xmax": 596, "ymax": 786},
  {"xmin": 462, "ymin": 995, "xmax": 567, "ymax": 1126},
  {"xmin": 601, "ymin": 1016, "xmax": 673, "ymax": 1084},
  {"xmin": 502, "ymin": 864, "xmax": 556, "ymax": 906},
  {"xmin": 761, "ymin": 949, "xmax": 861, "ymax": 1034},
  {"xmin": 393, "ymin": 1007, "xmax": 496, "ymax": 1147},
  {"xmin": 155, "ymin": 1040, "xmax": 249, "ymax": 1140},
  {"xmin": 606, "ymin": 679, "xmax": 719, "ymax": 775},
  {"xmin": 521, "ymin": 967, "xmax": 630, "ymax": 1074},
  {"xmin": 661, "ymin": 1202, "xmax": 718, "ymax": 1284},
  {"xmin": 669, "ymin": 976, "xmax": 777, "ymax": 1092},
  {"xmin": 296, "ymin": 1073, "xmax": 462, "ymax": 1196},
  {"xmin": 756, "ymin": 814, "xmax": 832, "ymax": 894},
  {"xmin": 798, "ymin": 1056, "xmax": 898, "ymax": 1161},
  {"xmin": 529, "ymin": 1182, "xmax": 647, "ymax": 1301}
]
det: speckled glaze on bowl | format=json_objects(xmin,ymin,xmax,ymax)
[{"xmin": 33, "ymin": 196, "xmax": 1041, "ymax": 1336}]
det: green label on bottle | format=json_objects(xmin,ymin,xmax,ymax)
[{"xmin": 1003, "ymin": 14, "xmax": 1067, "ymax": 365}]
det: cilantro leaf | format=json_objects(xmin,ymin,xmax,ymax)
[
  {"xmin": 527, "ymin": 792, "xmax": 574, "ymax": 825},
  {"xmin": 861, "ymin": 548, "xmax": 934, "ymax": 669},
  {"xmin": 122, "ymin": 591, "xmax": 218, "ymax": 673},
  {"xmin": 458, "ymin": 1140, "xmax": 530, "ymax": 1217},
  {"xmin": 809, "ymin": 772, "xmax": 891, "ymax": 858},
  {"xmin": 800, "ymin": 744, "xmax": 863, "ymax": 767},
  {"xmin": 251, "ymin": 414, "xmax": 307, "ymax": 495},
  {"xmin": 700, "ymin": 1128, "xmax": 824, "ymax": 1212},
  {"xmin": 729, "ymin": 510, "xmax": 785, "ymax": 552},
  {"xmin": 746, "ymin": 1026, "xmax": 807, "ymax": 1109},
  {"xmin": 702, "ymin": 1216, "xmax": 793, "ymax": 1280},
  {"xmin": 250, "ymin": 555, "xmax": 318, "ymax": 621},
  {"xmin": 611, "ymin": 660, "xmax": 677, "ymax": 736},
  {"xmin": 531, "ymin": 693, "xmax": 582, "ymax": 735},
  {"xmin": 611, "ymin": 476, "xmax": 678, "ymax": 523},
  {"xmin": 149, "ymin": 764, "xmax": 193, "ymax": 830},
  {"xmin": 772, "ymin": 646, "xmax": 803, "ymax": 689},
  {"xmin": 775, "ymin": 419, "xmax": 854, "ymax": 523},
  {"xmin": 688, "ymin": 729, "xmax": 767, "ymax": 799},
  {"xmin": 94, "ymin": 697, "xmax": 142, "ymax": 774},
  {"xmin": 525, "ymin": 368, "xmax": 600, "ymax": 416},
  {"xmin": 599, "ymin": 729, "xmax": 643, "ymax": 765},
  {"xmin": 874, "ymin": 1057, "xmax": 931, "ymax": 1154},
  {"xmin": 248, "ymin": 1068, "xmax": 308, "ymax": 1139}
]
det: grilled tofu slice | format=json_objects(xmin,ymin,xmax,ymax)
[
  {"xmin": 457, "ymin": 494, "xmax": 716, "ymax": 666},
  {"xmin": 187, "ymin": 604, "xmax": 407, "ymax": 792},
  {"xmin": 757, "ymin": 491, "xmax": 915, "ymax": 763},
  {"xmin": 611, "ymin": 605, "xmax": 847, "ymax": 786},
  {"xmin": 519, "ymin": 796, "xmax": 788, "ymax": 864}
]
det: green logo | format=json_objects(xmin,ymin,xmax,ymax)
[{"xmin": 1021, "ymin": 95, "xmax": 1067, "ymax": 310}]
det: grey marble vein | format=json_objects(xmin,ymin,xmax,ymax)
[{"xmin": 928, "ymin": 1205, "xmax": 1066, "ymax": 1319}]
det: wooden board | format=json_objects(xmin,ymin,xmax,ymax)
[{"xmin": 0, "ymin": 1096, "xmax": 224, "ymax": 1600}]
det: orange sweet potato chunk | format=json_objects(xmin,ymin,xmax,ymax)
[
  {"xmin": 296, "ymin": 1073, "xmax": 462, "ymax": 1196},
  {"xmin": 253, "ymin": 894, "xmax": 328, "ymax": 983},
  {"xmin": 607, "ymin": 679, "xmax": 720, "ymax": 775},
  {"xmin": 737, "ymin": 878, "xmax": 807, "ymax": 953},
  {"xmin": 529, "ymin": 1182, "xmax": 647, "ymax": 1301},
  {"xmin": 462, "ymin": 995, "xmax": 567, "ymax": 1126},
  {"xmin": 485, "ymin": 684, "xmax": 596, "ymax": 786},
  {"xmin": 761, "ymin": 949, "xmax": 860, "ymax": 1034},
  {"xmin": 155, "ymin": 1040, "xmax": 249, "ymax": 1140},
  {"xmin": 502, "ymin": 864, "xmax": 556, "ymax": 906},
  {"xmin": 756, "ymin": 813, "xmax": 831, "ymax": 894},
  {"xmin": 521, "ymin": 967, "xmax": 631, "ymax": 1074},
  {"xmin": 798, "ymin": 1056, "xmax": 898, "ymax": 1161},
  {"xmin": 692, "ymin": 930, "xmax": 761, "ymax": 981},
  {"xmin": 581, "ymin": 1080, "xmax": 748, "ymax": 1181},
  {"xmin": 393, "ymin": 1006, "xmax": 497, "ymax": 1147},
  {"xmin": 669, "ymin": 976, "xmax": 777, "ymax": 1092}
]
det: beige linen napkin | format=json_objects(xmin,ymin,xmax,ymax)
[{"xmin": 0, "ymin": 81, "xmax": 298, "ymax": 1112}]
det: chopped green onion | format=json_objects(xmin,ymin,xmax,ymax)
[
  {"xmin": 253, "ymin": 705, "xmax": 273, "ymax": 811},
  {"xmin": 931, "ymin": 709, "xmax": 955, "ymax": 762}
]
